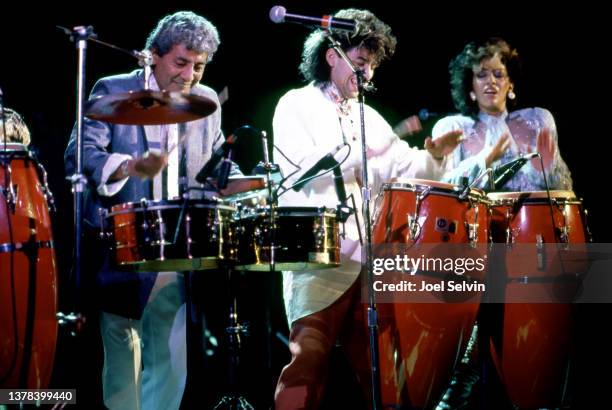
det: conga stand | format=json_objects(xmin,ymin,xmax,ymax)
[
  {"xmin": 325, "ymin": 32, "xmax": 383, "ymax": 409},
  {"xmin": 182, "ymin": 267, "xmax": 208, "ymax": 408},
  {"xmin": 214, "ymin": 129, "xmax": 274, "ymax": 409},
  {"xmin": 213, "ymin": 268, "xmax": 253, "ymax": 410}
]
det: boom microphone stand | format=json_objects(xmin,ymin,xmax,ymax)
[{"xmin": 324, "ymin": 31, "xmax": 382, "ymax": 410}]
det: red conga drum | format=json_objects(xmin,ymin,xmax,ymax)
[
  {"xmin": 487, "ymin": 190, "xmax": 588, "ymax": 409},
  {"xmin": 1, "ymin": 145, "xmax": 58, "ymax": 389},
  {"xmin": 364, "ymin": 178, "xmax": 489, "ymax": 409}
]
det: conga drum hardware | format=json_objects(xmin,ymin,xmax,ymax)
[
  {"xmin": 465, "ymin": 199, "xmax": 481, "ymax": 245},
  {"xmin": 407, "ymin": 185, "xmax": 430, "ymax": 242},
  {"xmin": 1, "ymin": 147, "xmax": 58, "ymax": 389},
  {"xmin": 1, "ymin": 162, "xmax": 16, "ymax": 211},
  {"xmin": 486, "ymin": 190, "xmax": 589, "ymax": 409},
  {"xmin": 34, "ymin": 160, "xmax": 56, "ymax": 213}
]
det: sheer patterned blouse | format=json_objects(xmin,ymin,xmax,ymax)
[{"xmin": 432, "ymin": 108, "xmax": 573, "ymax": 191}]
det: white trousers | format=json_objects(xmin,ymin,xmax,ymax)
[{"xmin": 100, "ymin": 272, "xmax": 186, "ymax": 410}]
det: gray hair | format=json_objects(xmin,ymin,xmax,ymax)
[{"xmin": 145, "ymin": 11, "xmax": 220, "ymax": 62}]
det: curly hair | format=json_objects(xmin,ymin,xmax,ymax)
[
  {"xmin": 1, "ymin": 107, "xmax": 31, "ymax": 146},
  {"xmin": 449, "ymin": 37, "xmax": 521, "ymax": 117},
  {"xmin": 299, "ymin": 9, "xmax": 397, "ymax": 84},
  {"xmin": 145, "ymin": 11, "xmax": 220, "ymax": 62}
]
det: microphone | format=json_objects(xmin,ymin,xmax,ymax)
[
  {"xmin": 332, "ymin": 166, "xmax": 347, "ymax": 206},
  {"xmin": 217, "ymin": 150, "xmax": 233, "ymax": 190},
  {"xmin": 195, "ymin": 134, "xmax": 237, "ymax": 184},
  {"xmin": 269, "ymin": 6, "xmax": 357, "ymax": 33},
  {"xmin": 293, "ymin": 144, "xmax": 346, "ymax": 192},
  {"xmin": 418, "ymin": 108, "xmax": 440, "ymax": 121},
  {"xmin": 493, "ymin": 152, "xmax": 539, "ymax": 189}
]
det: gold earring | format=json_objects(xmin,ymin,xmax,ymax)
[
  {"xmin": 470, "ymin": 92, "xmax": 477, "ymax": 101},
  {"xmin": 508, "ymin": 90, "xmax": 516, "ymax": 100}
]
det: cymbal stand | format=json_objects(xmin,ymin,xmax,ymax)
[
  {"xmin": 57, "ymin": 25, "xmax": 97, "ymax": 332},
  {"xmin": 214, "ymin": 128, "xmax": 274, "ymax": 409}
]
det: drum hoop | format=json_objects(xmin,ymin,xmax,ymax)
[
  {"xmin": 108, "ymin": 200, "xmax": 235, "ymax": 216},
  {"xmin": 240, "ymin": 206, "xmax": 337, "ymax": 219},
  {"xmin": 0, "ymin": 144, "xmax": 30, "ymax": 154},
  {"xmin": 381, "ymin": 182, "xmax": 487, "ymax": 202},
  {"xmin": 490, "ymin": 197, "xmax": 582, "ymax": 206},
  {"xmin": 488, "ymin": 191, "xmax": 581, "ymax": 206},
  {"xmin": 0, "ymin": 147, "xmax": 37, "ymax": 162}
]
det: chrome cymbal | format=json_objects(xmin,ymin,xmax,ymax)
[{"xmin": 84, "ymin": 90, "xmax": 218, "ymax": 125}]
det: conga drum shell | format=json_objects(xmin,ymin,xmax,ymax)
[
  {"xmin": 367, "ymin": 179, "xmax": 488, "ymax": 409},
  {"xmin": 487, "ymin": 190, "xmax": 588, "ymax": 408},
  {"xmin": 1, "ymin": 148, "xmax": 58, "ymax": 389}
]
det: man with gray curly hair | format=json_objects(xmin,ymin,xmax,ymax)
[
  {"xmin": 64, "ymin": 11, "xmax": 238, "ymax": 410},
  {"xmin": 145, "ymin": 11, "xmax": 219, "ymax": 63}
]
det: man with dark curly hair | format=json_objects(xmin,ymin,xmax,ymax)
[{"xmin": 272, "ymin": 8, "xmax": 463, "ymax": 408}]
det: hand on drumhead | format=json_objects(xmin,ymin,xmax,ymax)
[
  {"xmin": 132, "ymin": 152, "xmax": 168, "ymax": 179},
  {"xmin": 484, "ymin": 132, "xmax": 512, "ymax": 167},
  {"xmin": 535, "ymin": 127, "xmax": 555, "ymax": 171},
  {"xmin": 424, "ymin": 129, "xmax": 463, "ymax": 160}
]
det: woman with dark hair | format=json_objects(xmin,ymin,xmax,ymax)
[
  {"xmin": 433, "ymin": 37, "xmax": 572, "ymax": 191},
  {"xmin": 433, "ymin": 38, "xmax": 575, "ymax": 410}
]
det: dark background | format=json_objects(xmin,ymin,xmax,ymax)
[{"xmin": 1, "ymin": 1, "xmax": 610, "ymax": 408}]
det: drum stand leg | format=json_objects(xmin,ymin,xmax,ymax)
[
  {"xmin": 181, "ymin": 270, "xmax": 207, "ymax": 407},
  {"xmin": 213, "ymin": 269, "xmax": 254, "ymax": 410}
]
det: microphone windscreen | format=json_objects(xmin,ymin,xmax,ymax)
[{"xmin": 269, "ymin": 6, "xmax": 286, "ymax": 23}]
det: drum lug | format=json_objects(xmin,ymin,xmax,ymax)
[
  {"xmin": 466, "ymin": 222, "xmax": 479, "ymax": 245},
  {"xmin": 1, "ymin": 162, "xmax": 16, "ymax": 213},
  {"xmin": 555, "ymin": 203, "xmax": 570, "ymax": 244},
  {"xmin": 536, "ymin": 234, "xmax": 545, "ymax": 270},
  {"xmin": 505, "ymin": 209, "xmax": 514, "ymax": 246},
  {"xmin": 406, "ymin": 188, "xmax": 429, "ymax": 242},
  {"xmin": 583, "ymin": 207, "xmax": 593, "ymax": 243},
  {"xmin": 466, "ymin": 202, "xmax": 480, "ymax": 246},
  {"xmin": 98, "ymin": 208, "xmax": 108, "ymax": 239},
  {"xmin": 557, "ymin": 225, "xmax": 569, "ymax": 244},
  {"xmin": 36, "ymin": 161, "xmax": 56, "ymax": 212},
  {"xmin": 407, "ymin": 214, "xmax": 423, "ymax": 242},
  {"xmin": 314, "ymin": 218, "xmax": 325, "ymax": 248}
]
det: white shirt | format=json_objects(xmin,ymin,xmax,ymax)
[{"xmin": 273, "ymin": 82, "xmax": 443, "ymax": 324}]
